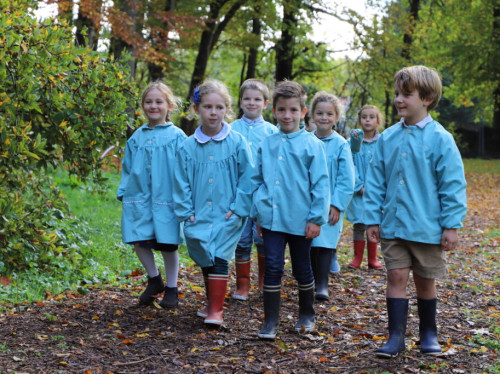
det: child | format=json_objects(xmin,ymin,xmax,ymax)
[
  {"xmin": 231, "ymin": 79, "xmax": 278, "ymax": 300},
  {"xmin": 345, "ymin": 105, "xmax": 384, "ymax": 270},
  {"xmin": 252, "ymin": 81, "xmax": 330, "ymax": 339},
  {"xmin": 117, "ymin": 81, "xmax": 187, "ymax": 308},
  {"xmin": 173, "ymin": 79, "xmax": 254, "ymax": 326},
  {"xmin": 309, "ymin": 91, "xmax": 355, "ymax": 300},
  {"xmin": 364, "ymin": 66, "xmax": 467, "ymax": 357}
]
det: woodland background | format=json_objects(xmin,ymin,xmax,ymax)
[{"xmin": 0, "ymin": 1, "xmax": 499, "ymax": 372}]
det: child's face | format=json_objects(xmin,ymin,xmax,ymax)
[
  {"xmin": 240, "ymin": 89, "xmax": 268, "ymax": 120},
  {"xmin": 195, "ymin": 92, "xmax": 229, "ymax": 136},
  {"xmin": 312, "ymin": 101, "xmax": 338, "ymax": 134},
  {"xmin": 394, "ymin": 89, "xmax": 432, "ymax": 125},
  {"xmin": 272, "ymin": 97, "xmax": 306, "ymax": 134},
  {"xmin": 359, "ymin": 108, "xmax": 379, "ymax": 134},
  {"xmin": 143, "ymin": 88, "xmax": 172, "ymax": 127}
]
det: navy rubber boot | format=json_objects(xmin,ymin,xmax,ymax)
[
  {"xmin": 295, "ymin": 282, "xmax": 315, "ymax": 332},
  {"xmin": 258, "ymin": 285, "xmax": 281, "ymax": 339},
  {"xmin": 376, "ymin": 298, "xmax": 409, "ymax": 358},
  {"xmin": 418, "ymin": 298, "xmax": 442, "ymax": 355}
]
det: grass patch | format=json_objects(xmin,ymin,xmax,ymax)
[
  {"xmin": 0, "ymin": 169, "xmax": 192, "ymax": 308},
  {"xmin": 463, "ymin": 158, "xmax": 500, "ymax": 174}
]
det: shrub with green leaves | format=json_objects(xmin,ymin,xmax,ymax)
[{"xmin": 0, "ymin": 0, "xmax": 138, "ymax": 274}]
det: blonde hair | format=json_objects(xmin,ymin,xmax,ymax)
[
  {"xmin": 394, "ymin": 65, "xmax": 442, "ymax": 111},
  {"xmin": 272, "ymin": 80, "xmax": 307, "ymax": 109},
  {"xmin": 310, "ymin": 91, "xmax": 344, "ymax": 121},
  {"xmin": 240, "ymin": 79, "xmax": 270, "ymax": 101},
  {"xmin": 189, "ymin": 79, "xmax": 234, "ymax": 121},
  {"xmin": 141, "ymin": 81, "xmax": 179, "ymax": 121},
  {"xmin": 356, "ymin": 105, "xmax": 384, "ymax": 128}
]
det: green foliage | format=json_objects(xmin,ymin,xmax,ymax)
[
  {"xmin": 0, "ymin": 0, "xmax": 138, "ymax": 273},
  {"xmin": 463, "ymin": 159, "xmax": 500, "ymax": 174}
]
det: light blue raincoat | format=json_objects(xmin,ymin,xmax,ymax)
[
  {"xmin": 251, "ymin": 129, "xmax": 330, "ymax": 235},
  {"xmin": 363, "ymin": 117, "xmax": 467, "ymax": 244},
  {"xmin": 345, "ymin": 133, "xmax": 379, "ymax": 224},
  {"xmin": 231, "ymin": 116, "xmax": 278, "ymax": 158},
  {"xmin": 311, "ymin": 131, "xmax": 355, "ymax": 249},
  {"xmin": 173, "ymin": 123, "xmax": 254, "ymax": 267},
  {"xmin": 117, "ymin": 122, "xmax": 187, "ymax": 244}
]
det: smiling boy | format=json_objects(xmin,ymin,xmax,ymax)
[
  {"xmin": 251, "ymin": 80, "xmax": 329, "ymax": 339},
  {"xmin": 364, "ymin": 66, "xmax": 467, "ymax": 357}
]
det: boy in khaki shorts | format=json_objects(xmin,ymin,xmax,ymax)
[{"xmin": 364, "ymin": 65, "xmax": 467, "ymax": 357}]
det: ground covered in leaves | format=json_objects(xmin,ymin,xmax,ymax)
[{"xmin": 0, "ymin": 173, "xmax": 498, "ymax": 373}]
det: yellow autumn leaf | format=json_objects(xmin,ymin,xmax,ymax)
[{"xmin": 191, "ymin": 286, "xmax": 204, "ymax": 292}]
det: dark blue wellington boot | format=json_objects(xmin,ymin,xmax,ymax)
[
  {"xmin": 295, "ymin": 282, "xmax": 315, "ymax": 332},
  {"xmin": 418, "ymin": 298, "xmax": 442, "ymax": 355},
  {"xmin": 376, "ymin": 298, "xmax": 408, "ymax": 358},
  {"xmin": 258, "ymin": 284, "xmax": 281, "ymax": 339}
]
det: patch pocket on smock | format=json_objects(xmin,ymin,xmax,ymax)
[
  {"xmin": 122, "ymin": 200, "xmax": 147, "ymax": 221},
  {"xmin": 152, "ymin": 201, "xmax": 176, "ymax": 223}
]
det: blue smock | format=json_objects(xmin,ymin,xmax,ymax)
[
  {"xmin": 363, "ymin": 117, "xmax": 467, "ymax": 244},
  {"xmin": 251, "ymin": 129, "xmax": 330, "ymax": 235},
  {"xmin": 345, "ymin": 133, "xmax": 379, "ymax": 224},
  {"xmin": 173, "ymin": 123, "xmax": 254, "ymax": 267},
  {"xmin": 312, "ymin": 131, "xmax": 355, "ymax": 249},
  {"xmin": 231, "ymin": 116, "xmax": 278, "ymax": 159},
  {"xmin": 117, "ymin": 122, "xmax": 187, "ymax": 244}
]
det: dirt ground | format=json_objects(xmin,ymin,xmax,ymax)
[{"xmin": 0, "ymin": 173, "xmax": 498, "ymax": 373}]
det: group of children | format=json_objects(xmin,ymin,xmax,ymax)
[{"xmin": 117, "ymin": 65, "xmax": 467, "ymax": 357}]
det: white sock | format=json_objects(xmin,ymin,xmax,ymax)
[
  {"xmin": 161, "ymin": 251, "xmax": 179, "ymax": 288},
  {"xmin": 134, "ymin": 247, "xmax": 159, "ymax": 278}
]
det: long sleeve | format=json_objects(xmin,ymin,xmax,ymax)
[
  {"xmin": 173, "ymin": 148, "xmax": 194, "ymax": 222},
  {"xmin": 331, "ymin": 143, "xmax": 355, "ymax": 211},
  {"xmin": 230, "ymin": 138, "xmax": 254, "ymax": 217},
  {"xmin": 307, "ymin": 142, "xmax": 330, "ymax": 226},
  {"xmin": 117, "ymin": 139, "xmax": 134, "ymax": 200},
  {"xmin": 363, "ymin": 137, "xmax": 386, "ymax": 225},
  {"xmin": 436, "ymin": 134, "xmax": 467, "ymax": 229}
]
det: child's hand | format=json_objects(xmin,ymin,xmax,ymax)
[
  {"xmin": 225, "ymin": 210, "xmax": 234, "ymax": 220},
  {"xmin": 366, "ymin": 225, "xmax": 380, "ymax": 243},
  {"xmin": 189, "ymin": 215, "xmax": 195, "ymax": 223},
  {"xmin": 441, "ymin": 229, "xmax": 458, "ymax": 251},
  {"xmin": 256, "ymin": 222, "xmax": 263, "ymax": 238},
  {"xmin": 349, "ymin": 129, "xmax": 364, "ymax": 154},
  {"xmin": 358, "ymin": 187, "xmax": 364, "ymax": 196},
  {"xmin": 328, "ymin": 206, "xmax": 340, "ymax": 225},
  {"xmin": 305, "ymin": 222, "xmax": 321, "ymax": 239}
]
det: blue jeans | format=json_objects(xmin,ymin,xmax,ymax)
[
  {"xmin": 261, "ymin": 228, "xmax": 314, "ymax": 286},
  {"xmin": 235, "ymin": 218, "xmax": 264, "ymax": 260}
]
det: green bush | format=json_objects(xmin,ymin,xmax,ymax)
[{"xmin": 0, "ymin": 0, "xmax": 138, "ymax": 274}]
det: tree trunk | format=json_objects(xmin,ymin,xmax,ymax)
[
  {"xmin": 490, "ymin": 3, "xmax": 500, "ymax": 156},
  {"xmin": 245, "ymin": 14, "xmax": 261, "ymax": 80},
  {"xmin": 74, "ymin": 0, "xmax": 101, "ymax": 50},
  {"xmin": 401, "ymin": 0, "xmax": 420, "ymax": 60},
  {"xmin": 180, "ymin": 0, "xmax": 247, "ymax": 135},
  {"xmin": 275, "ymin": 0, "xmax": 300, "ymax": 82}
]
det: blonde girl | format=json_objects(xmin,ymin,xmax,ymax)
[
  {"xmin": 117, "ymin": 81, "xmax": 187, "ymax": 308},
  {"xmin": 345, "ymin": 105, "xmax": 384, "ymax": 269},
  {"xmin": 309, "ymin": 91, "xmax": 355, "ymax": 300}
]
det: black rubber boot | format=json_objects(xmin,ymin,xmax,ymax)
[
  {"xmin": 295, "ymin": 282, "xmax": 315, "ymax": 332},
  {"xmin": 159, "ymin": 286, "xmax": 179, "ymax": 308},
  {"xmin": 418, "ymin": 298, "xmax": 442, "ymax": 355},
  {"xmin": 376, "ymin": 298, "xmax": 408, "ymax": 358},
  {"xmin": 258, "ymin": 285, "xmax": 281, "ymax": 339},
  {"xmin": 314, "ymin": 248, "xmax": 332, "ymax": 300},
  {"xmin": 139, "ymin": 274, "xmax": 164, "ymax": 305}
]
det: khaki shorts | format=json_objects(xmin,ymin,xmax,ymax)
[{"xmin": 381, "ymin": 238, "xmax": 447, "ymax": 279}]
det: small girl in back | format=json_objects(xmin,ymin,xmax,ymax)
[
  {"xmin": 173, "ymin": 80, "xmax": 254, "ymax": 326},
  {"xmin": 117, "ymin": 81, "xmax": 187, "ymax": 308},
  {"xmin": 309, "ymin": 91, "xmax": 355, "ymax": 300},
  {"xmin": 345, "ymin": 105, "xmax": 384, "ymax": 269}
]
